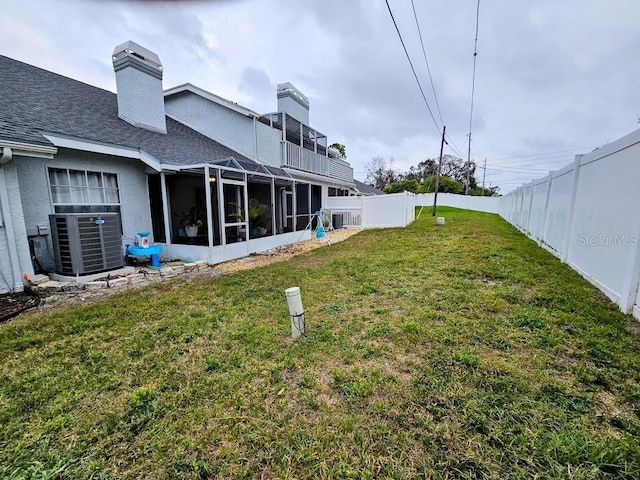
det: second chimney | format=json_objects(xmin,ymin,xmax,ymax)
[
  {"xmin": 277, "ymin": 82, "xmax": 309, "ymax": 125},
  {"xmin": 112, "ymin": 41, "xmax": 166, "ymax": 134}
]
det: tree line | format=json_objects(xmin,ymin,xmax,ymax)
[{"xmin": 364, "ymin": 155, "xmax": 499, "ymax": 196}]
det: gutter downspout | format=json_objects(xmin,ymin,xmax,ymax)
[{"xmin": 0, "ymin": 147, "xmax": 24, "ymax": 291}]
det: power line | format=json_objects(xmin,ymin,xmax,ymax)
[
  {"xmin": 490, "ymin": 156, "xmax": 576, "ymax": 169},
  {"xmin": 465, "ymin": 0, "xmax": 481, "ymax": 195},
  {"xmin": 384, "ymin": 0, "xmax": 441, "ymax": 137},
  {"xmin": 490, "ymin": 147, "xmax": 593, "ymax": 162},
  {"xmin": 485, "ymin": 166, "xmax": 551, "ymax": 174},
  {"xmin": 445, "ymin": 134, "xmax": 466, "ymax": 159},
  {"xmin": 410, "ymin": 0, "xmax": 443, "ymax": 128}
]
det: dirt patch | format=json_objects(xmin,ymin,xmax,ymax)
[
  {"xmin": 215, "ymin": 229, "xmax": 361, "ymax": 274},
  {"xmin": 0, "ymin": 291, "xmax": 40, "ymax": 322},
  {"xmin": 26, "ymin": 229, "xmax": 362, "ymax": 311}
]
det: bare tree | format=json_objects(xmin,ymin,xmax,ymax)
[{"xmin": 365, "ymin": 156, "xmax": 398, "ymax": 190}]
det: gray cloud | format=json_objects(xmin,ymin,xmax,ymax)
[{"xmin": 2, "ymin": 0, "xmax": 640, "ymax": 192}]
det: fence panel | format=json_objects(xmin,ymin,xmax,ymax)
[
  {"xmin": 566, "ymin": 143, "xmax": 640, "ymax": 302},
  {"xmin": 541, "ymin": 166, "xmax": 575, "ymax": 255},
  {"xmin": 529, "ymin": 178, "xmax": 549, "ymax": 241},
  {"xmin": 415, "ymin": 193, "xmax": 499, "ymax": 214},
  {"xmin": 362, "ymin": 193, "xmax": 411, "ymax": 228},
  {"xmin": 498, "ymin": 128, "xmax": 640, "ymax": 320},
  {"xmin": 326, "ymin": 192, "xmax": 414, "ymax": 229}
]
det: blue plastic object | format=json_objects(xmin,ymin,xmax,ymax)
[
  {"xmin": 128, "ymin": 245, "xmax": 162, "ymax": 267},
  {"xmin": 128, "ymin": 245, "xmax": 161, "ymax": 256}
]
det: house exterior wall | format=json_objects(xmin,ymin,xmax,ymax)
[
  {"xmin": 114, "ymin": 62, "xmax": 167, "ymax": 133},
  {"xmin": 0, "ymin": 160, "xmax": 33, "ymax": 293},
  {"xmin": 256, "ymin": 121, "xmax": 282, "ymax": 167},
  {"xmin": 165, "ymin": 93, "xmax": 257, "ymax": 160},
  {"xmin": 277, "ymin": 96, "xmax": 309, "ymax": 124},
  {"xmin": 16, "ymin": 149, "xmax": 152, "ymax": 273},
  {"xmin": 0, "ymin": 217, "xmax": 13, "ymax": 291}
]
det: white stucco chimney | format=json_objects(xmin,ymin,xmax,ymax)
[
  {"xmin": 277, "ymin": 82, "xmax": 309, "ymax": 125},
  {"xmin": 112, "ymin": 41, "xmax": 167, "ymax": 134}
]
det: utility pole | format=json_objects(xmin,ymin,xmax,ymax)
[
  {"xmin": 481, "ymin": 158, "xmax": 486, "ymax": 196},
  {"xmin": 465, "ymin": 133, "xmax": 472, "ymax": 195},
  {"xmin": 432, "ymin": 125, "xmax": 447, "ymax": 216}
]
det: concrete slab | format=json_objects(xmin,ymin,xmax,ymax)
[{"xmin": 29, "ymin": 274, "xmax": 51, "ymax": 286}]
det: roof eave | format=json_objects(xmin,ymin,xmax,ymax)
[
  {"xmin": 164, "ymin": 83, "xmax": 259, "ymax": 118},
  {"xmin": 0, "ymin": 139, "xmax": 57, "ymax": 159},
  {"xmin": 42, "ymin": 133, "xmax": 162, "ymax": 172}
]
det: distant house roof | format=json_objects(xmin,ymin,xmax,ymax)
[
  {"xmin": 354, "ymin": 179, "xmax": 385, "ymax": 196},
  {"xmin": 0, "ymin": 55, "xmax": 253, "ymax": 168}
]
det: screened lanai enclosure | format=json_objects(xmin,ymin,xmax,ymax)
[{"xmin": 147, "ymin": 158, "xmax": 316, "ymax": 264}]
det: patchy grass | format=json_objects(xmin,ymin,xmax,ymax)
[{"xmin": 1, "ymin": 207, "xmax": 639, "ymax": 479}]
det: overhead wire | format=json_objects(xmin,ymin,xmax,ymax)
[
  {"xmin": 490, "ymin": 157, "xmax": 576, "ymax": 169},
  {"xmin": 410, "ymin": 1, "xmax": 469, "ymax": 160},
  {"xmin": 410, "ymin": 0, "xmax": 443, "ymax": 128},
  {"xmin": 385, "ymin": 0, "xmax": 483, "ymax": 181},
  {"xmin": 490, "ymin": 147, "xmax": 593, "ymax": 162},
  {"xmin": 384, "ymin": 0, "xmax": 441, "ymax": 138}
]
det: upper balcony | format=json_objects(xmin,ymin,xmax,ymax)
[
  {"xmin": 284, "ymin": 142, "xmax": 354, "ymax": 183},
  {"xmin": 258, "ymin": 112, "xmax": 354, "ymax": 183}
]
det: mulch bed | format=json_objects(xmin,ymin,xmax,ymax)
[{"xmin": 0, "ymin": 291, "xmax": 41, "ymax": 323}]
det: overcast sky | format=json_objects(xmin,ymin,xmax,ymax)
[{"xmin": 2, "ymin": 0, "xmax": 639, "ymax": 193}]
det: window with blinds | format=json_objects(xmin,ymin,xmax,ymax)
[{"xmin": 48, "ymin": 168, "xmax": 121, "ymax": 213}]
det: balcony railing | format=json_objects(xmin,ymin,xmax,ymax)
[{"xmin": 284, "ymin": 142, "xmax": 353, "ymax": 183}]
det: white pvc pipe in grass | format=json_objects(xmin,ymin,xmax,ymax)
[{"xmin": 285, "ymin": 287, "xmax": 305, "ymax": 338}]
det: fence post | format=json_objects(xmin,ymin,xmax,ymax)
[
  {"xmin": 525, "ymin": 181, "xmax": 535, "ymax": 235},
  {"xmin": 517, "ymin": 187, "xmax": 524, "ymax": 229},
  {"xmin": 561, "ymin": 155, "xmax": 583, "ymax": 264},
  {"xmin": 618, "ymin": 227, "xmax": 640, "ymax": 313},
  {"xmin": 539, "ymin": 172, "xmax": 553, "ymax": 246}
]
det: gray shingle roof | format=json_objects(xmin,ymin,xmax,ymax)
[
  {"xmin": 0, "ymin": 55, "xmax": 253, "ymax": 167},
  {"xmin": 354, "ymin": 179, "xmax": 385, "ymax": 196}
]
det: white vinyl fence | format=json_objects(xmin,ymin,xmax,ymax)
[
  {"xmin": 415, "ymin": 193, "xmax": 500, "ymax": 214},
  {"xmin": 326, "ymin": 191, "xmax": 416, "ymax": 229},
  {"xmin": 499, "ymin": 128, "xmax": 640, "ymax": 321}
]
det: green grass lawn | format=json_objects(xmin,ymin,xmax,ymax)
[{"xmin": 1, "ymin": 207, "xmax": 639, "ymax": 479}]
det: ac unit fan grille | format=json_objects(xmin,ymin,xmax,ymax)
[{"xmin": 50, "ymin": 213, "xmax": 124, "ymax": 275}]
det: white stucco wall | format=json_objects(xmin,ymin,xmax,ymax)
[
  {"xmin": 256, "ymin": 122, "xmax": 282, "ymax": 167},
  {"xmin": 16, "ymin": 149, "xmax": 152, "ymax": 273},
  {"xmin": 115, "ymin": 65, "xmax": 166, "ymax": 133},
  {"xmin": 165, "ymin": 93, "xmax": 257, "ymax": 160},
  {"xmin": 278, "ymin": 96, "xmax": 309, "ymax": 125},
  {"xmin": 0, "ymin": 218, "xmax": 13, "ymax": 291},
  {"xmin": 0, "ymin": 160, "xmax": 33, "ymax": 292}
]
